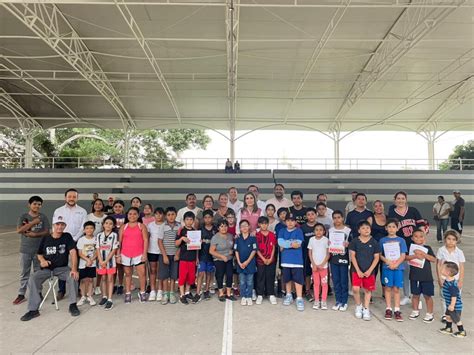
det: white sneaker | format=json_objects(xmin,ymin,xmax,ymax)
[
  {"xmin": 87, "ymin": 296, "xmax": 96, "ymax": 306},
  {"xmin": 339, "ymin": 304, "xmax": 348, "ymax": 312},
  {"xmin": 94, "ymin": 287, "xmax": 101, "ymax": 295},
  {"xmin": 256, "ymin": 295, "xmax": 263, "ymax": 305},
  {"xmin": 252, "ymin": 289, "xmax": 257, "ymax": 301},
  {"xmin": 313, "ymin": 301, "xmax": 320, "ymax": 310},
  {"xmin": 247, "ymin": 298, "xmax": 253, "ymax": 306},
  {"xmin": 355, "ymin": 304, "xmax": 363, "ymax": 319},
  {"xmin": 269, "ymin": 295, "xmax": 277, "ymax": 305},
  {"xmin": 400, "ymin": 296, "xmax": 411, "ymax": 306},
  {"xmin": 241, "ymin": 297, "xmax": 247, "ymax": 306},
  {"xmin": 320, "ymin": 301, "xmax": 328, "ymax": 310},
  {"xmin": 332, "ymin": 304, "xmax": 340, "ymax": 311},
  {"xmin": 77, "ymin": 296, "xmax": 87, "ymax": 306},
  {"xmin": 409, "ymin": 310, "xmax": 420, "ymax": 320},
  {"xmin": 362, "ymin": 308, "xmax": 371, "ymax": 321},
  {"xmin": 156, "ymin": 290, "xmax": 163, "ymax": 301},
  {"xmin": 423, "ymin": 313, "xmax": 434, "ymax": 323},
  {"xmin": 148, "ymin": 290, "xmax": 157, "ymax": 301}
]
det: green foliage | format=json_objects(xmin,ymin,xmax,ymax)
[{"xmin": 439, "ymin": 140, "xmax": 474, "ymax": 170}]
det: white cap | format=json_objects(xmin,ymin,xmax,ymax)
[{"xmin": 52, "ymin": 215, "xmax": 67, "ymax": 225}]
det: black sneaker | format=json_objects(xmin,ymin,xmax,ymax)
[
  {"xmin": 113, "ymin": 286, "xmax": 117, "ymax": 294},
  {"xmin": 203, "ymin": 291, "xmax": 211, "ymax": 300},
  {"xmin": 69, "ymin": 303, "xmax": 80, "ymax": 317},
  {"xmin": 226, "ymin": 295, "xmax": 236, "ymax": 301},
  {"xmin": 116, "ymin": 286, "xmax": 124, "ymax": 295},
  {"xmin": 452, "ymin": 330, "xmax": 467, "ymax": 338},
  {"xmin": 439, "ymin": 327, "xmax": 453, "ymax": 335},
  {"xmin": 218, "ymin": 295, "xmax": 226, "ymax": 302},
  {"xmin": 98, "ymin": 297, "xmax": 108, "ymax": 306},
  {"xmin": 185, "ymin": 293, "xmax": 194, "ymax": 300},
  {"xmin": 20, "ymin": 310, "xmax": 40, "ymax": 321},
  {"xmin": 180, "ymin": 295, "xmax": 189, "ymax": 305},
  {"xmin": 104, "ymin": 300, "xmax": 114, "ymax": 310},
  {"xmin": 304, "ymin": 292, "xmax": 314, "ymax": 302},
  {"xmin": 192, "ymin": 293, "xmax": 201, "ymax": 304},
  {"xmin": 13, "ymin": 295, "xmax": 26, "ymax": 305}
]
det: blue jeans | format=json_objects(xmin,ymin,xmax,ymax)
[
  {"xmin": 330, "ymin": 263, "xmax": 349, "ymax": 305},
  {"xmin": 436, "ymin": 219, "xmax": 449, "ymax": 241},
  {"xmin": 239, "ymin": 273, "xmax": 254, "ymax": 298}
]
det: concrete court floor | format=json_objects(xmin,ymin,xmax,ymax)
[{"xmin": 0, "ymin": 225, "xmax": 472, "ymax": 354}]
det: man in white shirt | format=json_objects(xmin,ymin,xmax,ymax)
[
  {"xmin": 247, "ymin": 184, "xmax": 266, "ymax": 211},
  {"xmin": 52, "ymin": 188, "xmax": 87, "ymax": 299},
  {"xmin": 227, "ymin": 187, "xmax": 243, "ymax": 213},
  {"xmin": 265, "ymin": 183, "xmax": 293, "ymax": 212},
  {"xmin": 344, "ymin": 191, "xmax": 358, "ymax": 216},
  {"xmin": 176, "ymin": 193, "xmax": 202, "ymax": 225},
  {"xmin": 315, "ymin": 193, "xmax": 334, "ymax": 216}
]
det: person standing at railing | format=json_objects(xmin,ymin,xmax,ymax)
[
  {"xmin": 265, "ymin": 183, "xmax": 293, "ymax": 214},
  {"xmin": 433, "ymin": 196, "xmax": 450, "ymax": 244},
  {"xmin": 450, "ymin": 190, "xmax": 465, "ymax": 238}
]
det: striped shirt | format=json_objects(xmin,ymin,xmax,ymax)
[
  {"xmin": 442, "ymin": 280, "xmax": 462, "ymax": 311},
  {"xmin": 159, "ymin": 221, "xmax": 179, "ymax": 256}
]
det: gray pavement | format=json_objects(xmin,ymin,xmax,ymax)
[{"xmin": 0, "ymin": 226, "xmax": 473, "ymax": 354}]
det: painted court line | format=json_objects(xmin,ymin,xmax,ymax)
[
  {"xmin": 0, "ymin": 230, "xmax": 15, "ymax": 236},
  {"xmin": 221, "ymin": 299, "xmax": 233, "ymax": 355}
]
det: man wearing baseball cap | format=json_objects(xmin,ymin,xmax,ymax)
[
  {"xmin": 20, "ymin": 216, "xmax": 80, "ymax": 321},
  {"xmin": 451, "ymin": 190, "xmax": 465, "ymax": 236}
]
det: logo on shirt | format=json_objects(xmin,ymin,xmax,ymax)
[{"xmin": 58, "ymin": 244, "xmax": 66, "ymax": 254}]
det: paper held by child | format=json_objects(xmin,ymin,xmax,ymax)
[
  {"xmin": 328, "ymin": 233, "xmax": 345, "ymax": 254},
  {"xmin": 383, "ymin": 242, "xmax": 401, "ymax": 261},
  {"xmin": 187, "ymin": 230, "xmax": 202, "ymax": 250},
  {"xmin": 408, "ymin": 244, "xmax": 428, "ymax": 269}
]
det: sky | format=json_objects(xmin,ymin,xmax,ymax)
[{"xmin": 181, "ymin": 130, "xmax": 473, "ymax": 170}]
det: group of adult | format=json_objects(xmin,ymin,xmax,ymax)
[
  {"xmin": 224, "ymin": 159, "xmax": 241, "ymax": 173},
  {"xmin": 432, "ymin": 191, "xmax": 466, "ymax": 242}
]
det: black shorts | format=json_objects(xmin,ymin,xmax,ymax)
[
  {"xmin": 445, "ymin": 309, "xmax": 462, "ymax": 324},
  {"xmin": 79, "ymin": 267, "xmax": 96, "ymax": 280},
  {"xmin": 282, "ymin": 267, "xmax": 304, "ymax": 285},
  {"xmin": 410, "ymin": 280, "xmax": 434, "ymax": 296},
  {"xmin": 147, "ymin": 253, "xmax": 159, "ymax": 262}
]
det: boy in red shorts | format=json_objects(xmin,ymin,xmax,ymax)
[{"xmin": 349, "ymin": 220, "xmax": 380, "ymax": 321}]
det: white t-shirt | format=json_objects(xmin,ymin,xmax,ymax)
[
  {"xmin": 53, "ymin": 204, "xmax": 88, "ymax": 241},
  {"xmin": 176, "ymin": 206, "xmax": 202, "ymax": 225},
  {"xmin": 307, "ymin": 236, "xmax": 329, "ymax": 268},
  {"xmin": 96, "ymin": 231, "xmax": 119, "ymax": 269},
  {"xmin": 316, "ymin": 215, "xmax": 334, "ymax": 233},
  {"xmin": 147, "ymin": 221, "xmax": 164, "ymax": 254},
  {"xmin": 86, "ymin": 213, "xmax": 106, "ymax": 237},
  {"xmin": 433, "ymin": 202, "xmax": 450, "ymax": 220},
  {"xmin": 436, "ymin": 246, "xmax": 465, "ymax": 280},
  {"xmin": 76, "ymin": 235, "xmax": 97, "ymax": 269},
  {"xmin": 227, "ymin": 200, "xmax": 244, "ymax": 213}
]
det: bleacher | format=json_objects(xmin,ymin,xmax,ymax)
[{"xmin": 0, "ymin": 169, "xmax": 472, "ymax": 225}]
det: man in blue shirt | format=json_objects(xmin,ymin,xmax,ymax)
[{"xmin": 345, "ymin": 193, "xmax": 374, "ymax": 238}]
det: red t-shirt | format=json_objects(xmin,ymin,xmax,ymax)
[
  {"xmin": 228, "ymin": 225, "xmax": 237, "ymax": 237},
  {"xmin": 256, "ymin": 230, "xmax": 276, "ymax": 265}
]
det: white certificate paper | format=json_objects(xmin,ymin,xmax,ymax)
[
  {"xmin": 383, "ymin": 242, "xmax": 401, "ymax": 261},
  {"xmin": 408, "ymin": 244, "xmax": 428, "ymax": 269},
  {"xmin": 187, "ymin": 231, "xmax": 202, "ymax": 250},
  {"xmin": 329, "ymin": 233, "xmax": 345, "ymax": 254}
]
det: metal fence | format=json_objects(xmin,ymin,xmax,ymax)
[{"xmin": 1, "ymin": 156, "xmax": 473, "ymax": 170}]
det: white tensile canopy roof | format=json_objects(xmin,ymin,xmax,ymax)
[{"xmin": 0, "ymin": 0, "xmax": 473, "ymax": 139}]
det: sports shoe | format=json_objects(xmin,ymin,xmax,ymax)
[
  {"xmin": 185, "ymin": 293, "xmax": 194, "ymax": 301},
  {"xmin": 269, "ymin": 295, "xmax": 277, "ymax": 305},
  {"xmin": 69, "ymin": 303, "xmax": 80, "ymax": 317},
  {"xmin": 423, "ymin": 313, "xmax": 434, "ymax": 323},
  {"xmin": 156, "ymin": 290, "xmax": 163, "ymax": 301},
  {"xmin": 192, "ymin": 293, "xmax": 201, "ymax": 304},
  {"xmin": 441, "ymin": 315, "xmax": 446, "ymax": 323},
  {"xmin": 148, "ymin": 290, "xmax": 157, "ymax": 301},
  {"xmin": 256, "ymin": 295, "xmax": 263, "ymax": 305},
  {"xmin": 204, "ymin": 291, "xmax": 211, "ymax": 300},
  {"xmin": 452, "ymin": 331, "xmax": 467, "ymax": 338},
  {"xmin": 138, "ymin": 292, "xmax": 147, "ymax": 303},
  {"xmin": 252, "ymin": 289, "xmax": 257, "ymax": 301},
  {"xmin": 241, "ymin": 297, "xmax": 247, "ymax": 306},
  {"xmin": 339, "ymin": 304, "xmax": 348, "ymax": 312},
  {"xmin": 296, "ymin": 297, "xmax": 304, "ymax": 311},
  {"xmin": 394, "ymin": 311, "xmax": 403, "ymax": 322},
  {"xmin": 218, "ymin": 295, "xmax": 226, "ymax": 302},
  {"xmin": 362, "ymin": 308, "xmax": 371, "ymax": 321},
  {"xmin": 104, "ymin": 300, "xmax": 114, "ymax": 310},
  {"xmin": 87, "ymin": 296, "xmax": 96, "ymax": 306},
  {"xmin": 124, "ymin": 293, "xmax": 132, "ymax": 304},
  {"xmin": 180, "ymin": 295, "xmax": 189, "ymax": 305},
  {"xmin": 400, "ymin": 296, "xmax": 410, "ymax": 306},
  {"xmin": 226, "ymin": 295, "xmax": 237, "ymax": 301},
  {"xmin": 313, "ymin": 301, "xmax": 320, "ymax": 310},
  {"xmin": 320, "ymin": 301, "xmax": 328, "ymax": 310},
  {"xmin": 332, "ymin": 304, "xmax": 341, "ymax": 311},
  {"xmin": 116, "ymin": 286, "xmax": 124, "ymax": 295},
  {"xmin": 439, "ymin": 327, "xmax": 453, "ymax": 335},
  {"xmin": 77, "ymin": 296, "xmax": 87, "ymax": 306},
  {"xmin": 232, "ymin": 288, "xmax": 240, "ymax": 297},
  {"xmin": 247, "ymin": 298, "xmax": 253, "ymax": 306},
  {"xmin": 161, "ymin": 293, "xmax": 169, "ymax": 305},
  {"xmin": 355, "ymin": 304, "xmax": 363, "ymax": 319},
  {"xmin": 99, "ymin": 297, "xmax": 107, "ymax": 306},
  {"xmin": 385, "ymin": 309, "xmax": 393, "ymax": 320},
  {"xmin": 283, "ymin": 293, "xmax": 293, "ymax": 306},
  {"xmin": 95, "ymin": 287, "xmax": 101, "ymax": 295},
  {"xmin": 20, "ymin": 310, "xmax": 40, "ymax": 321},
  {"xmin": 210, "ymin": 287, "xmax": 216, "ymax": 294},
  {"xmin": 409, "ymin": 310, "xmax": 419, "ymax": 320},
  {"xmin": 169, "ymin": 292, "xmax": 178, "ymax": 304},
  {"xmin": 305, "ymin": 291, "xmax": 314, "ymax": 302},
  {"xmin": 13, "ymin": 295, "xmax": 26, "ymax": 305}
]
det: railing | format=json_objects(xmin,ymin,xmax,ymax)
[{"xmin": 1, "ymin": 156, "xmax": 473, "ymax": 170}]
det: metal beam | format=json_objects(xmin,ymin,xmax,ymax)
[
  {"xmin": 115, "ymin": 1, "xmax": 181, "ymax": 123},
  {"xmin": 282, "ymin": 0, "xmax": 351, "ymax": 123},
  {"xmin": 0, "ymin": 87, "xmax": 42, "ymax": 131},
  {"xmin": 330, "ymin": 0, "xmax": 465, "ymax": 132},
  {"xmin": 1, "ymin": 2, "xmax": 136, "ymax": 129}
]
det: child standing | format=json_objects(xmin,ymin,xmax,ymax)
[
  {"xmin": 275, "ymin": 207, "xmax": 289, "ymax": 297},
  {"xmin": 301, "ymin": 207, "xmax": 317, "ymax": 302},
  {"xmin": 96, "ymin": 216, "xmax": 119, "ymax": 310},
  {"xmin": 158, "ymin": 207, "xmax": 180, "ymax": 305},
  {"xmin": 175, "ymin": 211, "xmax": 200, "ymax": 305},
  {"xmin": 379, "ymin": 219, "xmax": 407, "ymax": 321},
  {"xmin": 255, "ymin": 216, "xmax": 277, "ymax": 305},
  {"xmin": 147, "ymin": 207, "xmax": 164, "ymax": 301},
  {"xmin": 349, "ymin": 221, "xmax": 381, "ymax": 321},
  {"xmin": 235, "ymin": 220, "xmax": 258, "ymax": 306},
  {"xmin": 308, "ymin": 223, "xmax": 330, "ymax": 310},
  {"xmin": 278, "ymin": 213, "xmax": 305, "ymax": 311},
  {"xmin": 406, "ymin": 229, "xmax": 436, "ymax": 322},
  {"xmin": 439, "ymin": 262, "xmax": 466, "ymax": 337},
  {"xmin": 111, "ymin": 199, "xmax": 126, "ymax": 295},
  {"xmin": 265, "ymin": 204, "xmax": 278, "ymax": 232},
  {"xmin": 197, "ymin": 209, "xmax": 216, "ymax": 300},
  {"xmin": 328, "ymin": 210, "xmax": 351, "ymax": 311},
  {"xmin": 141, "ymin": 204, "xmax": 155, "ymax": 226},
  {"xmin": 77, "ymin": 221, "xmax": 98, "ymax": 306}
]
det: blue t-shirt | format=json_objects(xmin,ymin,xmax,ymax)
[
  {"xmin": 234, "ymin": 235, "xmax": 257, "ymax": 274},
  {"xmin": 379, "ymin": 236, "xmax": 408, "ymax": 270},
  {"xmin": 275, "ymin": 222, "xmax": 286, "ymax": 239},
  {"xmin": 345, "ymin": 209, "xmax": 374, "ymax": 238},
  {"xmin": 442, "ymin": 280, "xmax": 462, "ymax": 311},
  {"xmin": 278, "ymin": 228, "xmax": 304, "ymax": 267}
]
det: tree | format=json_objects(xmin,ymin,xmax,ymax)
[
  {"xmin": 0, "ymin": 127, "xmax": 210, "ymax": 169},
  {"xmin": 439, "ymin": 140, "xmax": 474, "ymax": 170}
]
